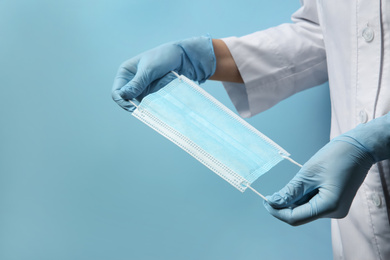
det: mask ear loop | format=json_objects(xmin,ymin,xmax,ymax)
[
  {"xmin": 243, "ymin": 156, "xmax": 302, "ymax": 201},
  {"xmin": 245, "ymin": 184, "xmax": 269, "ymax": 201},
  {"xmin": 171, "ymin": 70, "xmax": 181, "ymax": 79},
  {"xmin": 129, "ymin": 100, "xmax": 139, "ymax": 108},
  {"xmin": 280, "ymin": 154, "xmax": 303, "ymax": 168}
]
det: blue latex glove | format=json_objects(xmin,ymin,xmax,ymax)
[
  {"xmin": 264, "ymin": 112, "xmax": 390, "ymax": 226},
  {"xmin": 112, "ymin": 35, "xmax": 216, "ymax": 112}
]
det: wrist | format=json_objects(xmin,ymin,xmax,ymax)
[
  {"xmin": 176, "ymin": 35, "xmax": 216, "ymax": 83},
  {"xmin": 342, "ymin": 112, "xmax": 390, "ymax": 163},
  {"xmin": 209, "ymin": 39, "xmax": 244, "ymax": 83}
]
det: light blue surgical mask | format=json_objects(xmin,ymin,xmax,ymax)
[{"xmin": 130, "ymin": 72, "xmax": 301, "ymax": 200}]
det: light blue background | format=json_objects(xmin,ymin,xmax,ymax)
[{"xmin": 0, "ymin": 0, "xmax": 332, "ymax": 259}]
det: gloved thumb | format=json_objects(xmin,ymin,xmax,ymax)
[{"xmin": 119, "ymin": 65, "xmax": 152, "ymax": 100}]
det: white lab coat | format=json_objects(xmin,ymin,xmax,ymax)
[{"xmin": 222, "ymin": 0, "xmax": 390, "ymax": 259}]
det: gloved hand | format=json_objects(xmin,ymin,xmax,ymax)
[
  {"xmin": 264, "ymin": 112, "xmax": 390, "ymax": 226},
  {"xmin": 112, "ymin": 35, "xmax": 216, "ymax": 112}
]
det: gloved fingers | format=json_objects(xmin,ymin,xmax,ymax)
[
  {"xmin": 266, "ymin": 157, "xmax": 332, "ymax": 208},
  {"xmin": 112, "ymin": 97, "xmax": 136, "ymax": 112},
  {"xmin": 291, "ymin": 189, "xmax": 319, "ymax": 207},
  {"xmin": 111, "ymin": 54, "xmax": 169, "ymax": 111},
  {"xmin": 111, "ymin": 54, "xmax": 156, "ymax": 101},
  {"xmin": 266, "ymin": 173, "xmax": 316, "ymax": 209},
  {"xmin": 264, "ymin": 188, "xmax": 342, "ymax": 226},
  {"xmin": 112, "ymin": 87, "xmax": 136, "ymax": 112},
  {"xmin": 112, "ymin": 65, "xmax": 137, "ymax": 112},
  {"xmin": 118, "ymin": 64, "xmax": 150, "ymax": 100},
  {"xmin": 112, "ymin": 72, "xmax": 178, "ymax": 113},
  {"xmin": 263, "ymin": 200, "xmax": 312, "ymax": 226},
  {"xmin": 112, "ymin": 58, "xmax": 138, "ymax": 91},
  {"xmin": 118, "ymin": 50, "xmax": 179, "ymax": 101},
  {"xmin": 135, "ymin": 72, "xmax": 177, "ymax": 100},
  {"xmin": 263, "ymin": 194, "xmax": 321, "ymax": 226}
]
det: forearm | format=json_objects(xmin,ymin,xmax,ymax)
[{"xmin": 209, "ymin": 39, "xmax": 243, "ymax": 83}]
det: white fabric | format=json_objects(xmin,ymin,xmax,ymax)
[{"xmin": 222, "ymin": 0, "xmax": 390, "ymax": 259}]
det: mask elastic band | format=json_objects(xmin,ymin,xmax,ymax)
[
  {"xmin": 246, "ymin": 156, "xmax": 302, "ymax": 200},
  {"xmin": 129, "ymin": 99, "xmax": 139, "ymax": 108},
  {"xmin": 171, "ymin": 70, "xmax": 181, "ymax": 79},
  {"xmin": 281, "ymin": 155, "xmax": 303, "ymax": 168},
  {"xmin": 246, "ymin": 185, "xmax": 268, "ymax": 201}
]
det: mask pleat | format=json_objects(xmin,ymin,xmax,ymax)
[{"xmin": 132, "ymin": 75, "xmax": 289, "ymax": 192}]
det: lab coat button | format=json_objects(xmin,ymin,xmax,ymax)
[
  {"xmin": 362, "ymin": 26, "xmax": 374, "ymax": 42},
  {"xmin": 359, "ymin": 110, "xmax": 368, "ymax": 123},
  {"xmin": 371, "ymin": 193, "xmax": 381, "ymax": 207}
]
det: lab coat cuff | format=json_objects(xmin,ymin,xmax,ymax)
[
  {"xmin": 221, "ymin": 32, "xmax": 328, "ymax": 118},
  {"xmin": 221, "ymin": 35, "xmax": 286, "ymax": 118}
]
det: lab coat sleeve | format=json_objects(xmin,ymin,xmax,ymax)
[{"xmin": 222, "ymin": 0, "xmax": 328, "ymax": 118}]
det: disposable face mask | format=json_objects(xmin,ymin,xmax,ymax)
[{"xmin": 130, "ymin": 72, "xmax": 301, "ymax": 200}]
